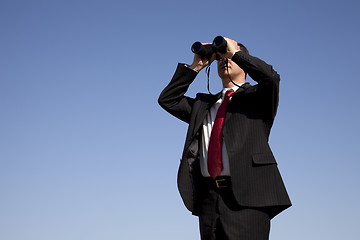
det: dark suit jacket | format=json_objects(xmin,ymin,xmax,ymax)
[{"xmin": 158, "ymin": 51, "xmax": 291, "ymax": 218}]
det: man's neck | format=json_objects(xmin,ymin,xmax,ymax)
[{"xmin": 222, "ymin": 77, "xmax": 246, "ymax": 89}]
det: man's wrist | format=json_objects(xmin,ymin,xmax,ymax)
[{"xmin": 188, "ymin": 64, "xmax": 202, "ymax": 73}]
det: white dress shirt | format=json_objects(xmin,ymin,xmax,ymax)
[{"xmin": 200, "ymin": 84, "xmax": 243, "ymax": 177}]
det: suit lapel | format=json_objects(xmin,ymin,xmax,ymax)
[
  {"xmin": 223, "ymin": 83, "xmax": 251, "ymax": 132},
  {"xmin": 190, "ymin": 83, "xmax": 250, "ymax": 145},
  {"xmin": 235, "ymin": 82, "xmax": 250, "ymax": 94},
  {"xmin": 193, "ymin": 83, "xmax": 250, "ymax": 134},
  {"xmin": 193, "ymin": 92, "xmax": 221, "ymax": 136}
]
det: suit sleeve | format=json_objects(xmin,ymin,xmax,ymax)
[
  {"xmin": 158, "ymin": 63, "xmax": 198, "ymax": 123},
  {"xmin": 232, "ymin": 51, "xmax": 280, "ymax": 120}
]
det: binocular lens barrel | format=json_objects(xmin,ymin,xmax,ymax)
[
  {"xmin": 191, "ymin": 41, "xmax": 214, "ymax": 59},
  {"xmin": 191, "ymin": 42, "xmax": 203, "ymax": 54},
  {"xmin": 212, "ymin": 36, "xmax": 227, "ymax": 53},
  {"xmin": 191, "ymin": 36, "xmax": 227, "ymax": 58}
]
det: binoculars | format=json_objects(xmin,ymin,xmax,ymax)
[{"xmin": 191, "ymin": 36, "xmax": 227, "ymax": 59}]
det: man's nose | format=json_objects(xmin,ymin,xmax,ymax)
[{"xmin": 219, "ymin": 58, "xmax": 230, "ymax": 65}]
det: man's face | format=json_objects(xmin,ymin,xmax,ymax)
[{"xmin": 217, "ymin": 58, "xmax": 244, "ymax": 80}]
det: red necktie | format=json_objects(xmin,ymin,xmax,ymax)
[{"xmin": 207, "ymin": 89, "xmax": 234, "ymax": 179}]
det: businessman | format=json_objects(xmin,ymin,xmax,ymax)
[{"xmin": 158, "ymin": 37, "xmax": 291, "ymax": 240}]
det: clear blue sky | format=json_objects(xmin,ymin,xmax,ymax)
[{"xmin": 1, "ymin": 0, "xmax": 359, "ymax": 239}]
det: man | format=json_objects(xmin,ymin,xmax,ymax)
[{"xmin": 158, "ymin": 37, "xmax": 291, "ymax": 240}]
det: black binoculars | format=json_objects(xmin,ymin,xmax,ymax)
[{"xmin": 191, "ymin": 36, "xmax": 227, "ymax": 59}]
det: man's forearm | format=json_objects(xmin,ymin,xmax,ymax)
[
  {"xmin": 158, "ymin": 63, "xmax": 198, "ymax": 123},
  {"xmin": 232, "ymin": 51, "xmax": 280, "ymax": 86}
]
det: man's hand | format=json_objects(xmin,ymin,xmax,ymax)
[
  {"xmin": 189, "ymin": 43, "xmax": 216, "ymax": 72},
  {"xmin": 217, "ymin": 37, "xmax": 241, "ymax": 59}
]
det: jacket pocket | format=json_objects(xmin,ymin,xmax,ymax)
[{"xmin": 252, "ymin": 153, "xmax": 277, "ymax": 165}]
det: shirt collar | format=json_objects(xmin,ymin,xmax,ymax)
[{"xmin": 221, "ymin": 83, "xmax": 244, "ymax": 98}]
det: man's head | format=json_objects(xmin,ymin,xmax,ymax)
[{"xmin": 217, "ymin": 42, "xmax": 249, "ymax": 88}]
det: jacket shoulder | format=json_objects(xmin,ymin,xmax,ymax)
[{"xmin": 195, "ymin": 92, "xmax": 210, "ymax": 100}]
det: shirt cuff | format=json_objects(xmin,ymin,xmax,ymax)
[
  {"xmin": 232, "ymin": 50, "xmax": 241, "ymax": 57},
  {"xmin": 184, "ymin": 64, "xmax": 199, "ymax": 73}
]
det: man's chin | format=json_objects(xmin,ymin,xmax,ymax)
[{"xmin": 219, "ymin": 70, "xmax": 231, "ymax": 78}]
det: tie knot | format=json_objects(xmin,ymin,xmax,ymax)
[{"xmin": 225, "ymin": 89, "xmax": 234, "ymax": 99}]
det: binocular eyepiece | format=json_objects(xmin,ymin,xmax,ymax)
[{"xmin": 191, "ymin": 36, "xmax": 227, "ymax": 59}]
